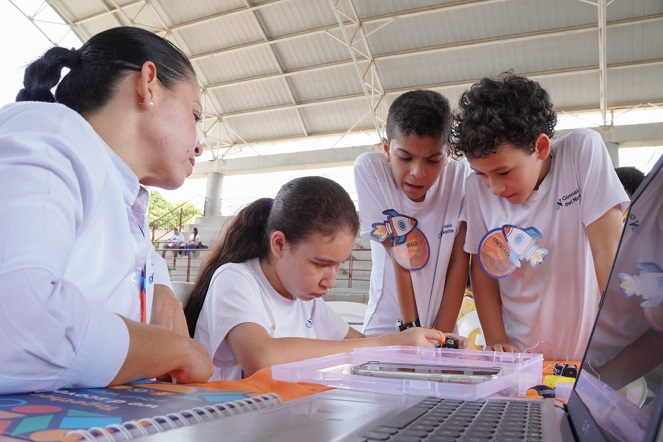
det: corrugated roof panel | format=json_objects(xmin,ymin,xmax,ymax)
[
  {"xmin": 258, "ymin": 0, "xmax": 335, "ymax": 37},
  {"xmin": 302, "ymin": 100, "xmax": 376, "ymax": 134},
  {"xmin": 607, "ymin": 20, "xmax": 663, "ymax": 63},
  {"xmin": 271, "ymin": 32, "xmax": 353, "ymax": 70},
  {"xmin": 354, "ymin": 0, "xmax": 463, "ymax": 18},
  {"xmin": 196, "ymin": 45, "xmax": 282, "ymax": 85},
  {"xmin": 376, "ymin": 33, "xmax": 600, "ymax": 90},
  {"xmin": 224, "ymin": 109, "xmax": 309, "ymax": 141},
  {"xmin": 209, "ymin": 77, "xmax": 293, "ymax": 114},
  {"xmin": 363, "ymin": 0, "xmax": 597, "ymax": 55},
  {"xmin": 608, "ymin": 65, "xmax": 663, "ymax": 106},
  {"xmin": 50, "ymin": 0, "xmax": 113, "ymax": 23},
  {"xmin": 536, "ymin": 73, "xmax": 599, "ymax": 110},
  {"xmin": 151, "ymin": 0, "xmax": 246, "ymax": 24},
  {"xmin": 606, "ymin": 0, "xmax": 663, "ymax": 19},
  {"xmin": 175, "ymin": 12, "xmax": 263, "ymax": 55},
  {"xmin": 289, "ymin": 64, "xmax": 366, "ymax": 102}
]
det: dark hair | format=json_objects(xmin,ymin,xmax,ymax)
[
  {"xmin": 16, "ymin": 26, "xmax": 194, "ymax": 117},
  {"xmin": 386, "ymin": 90, "xmax": 452, "ymax": 148},
  {"xmin": 193, "ymin": 227, "xmax": 198, "ymax": 235},
  {"xmin": 451, "ymin": 71, "xmax": 557, "ymax": 159},
  {"xmin": 614, "ymin": 166, "xmax": 645, "ymax": 197},
  {"xmin": 184, "ymin": 176, "xmax": 359, "ymax": 337}
]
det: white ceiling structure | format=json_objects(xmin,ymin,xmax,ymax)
[{"xmin": 22, "ymin": 0, "xmax": 663, "ymax": 174}]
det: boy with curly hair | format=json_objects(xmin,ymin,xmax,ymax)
[{"xmin": 451, "ymin": 72, "xmax": 629, "ymax": 360}]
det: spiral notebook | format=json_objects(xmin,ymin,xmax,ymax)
[{"xmin": 0, "ymin": 379, "xmax": 283, "ymax": 441}]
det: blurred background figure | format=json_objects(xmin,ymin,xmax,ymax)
[{"xmin": 615, "ymin": 166, "xmax": 646, "ymax": 199}]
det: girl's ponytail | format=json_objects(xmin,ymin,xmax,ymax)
[{"xmin": 184, "ymin": 198, "xmax": 272, "ymax": 337}]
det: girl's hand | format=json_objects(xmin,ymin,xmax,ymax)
[
  {"xmin": 438, "ymin": 332, "xmax": 471, "ymax": 350},
  {"xmin": 381, "ymin": 328, "xmax": 468, "ymax": 348}
]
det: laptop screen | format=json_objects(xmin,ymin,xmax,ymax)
[{"xmin": 570, "ymin": 154, "xmax": 663, "ymax": 441}]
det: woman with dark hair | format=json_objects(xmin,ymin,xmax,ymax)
[
  {"xmin": 184, "ymin": 227, "xmax": 201, "ymax": 256},
  {"xmin": 185, "ymin": 176, "xmax": 464, "ymax": 381},
  {"xmin": 0, "ymin": 26, "xmax": 213, "ymax": 394}
]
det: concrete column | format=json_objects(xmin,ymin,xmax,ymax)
[
  {"xmin": 204, "ymin": 172, "xmax": 223, "ymax": 216},
  {"xmin": 605, "ymin": 142, "xmax": 620, "ymax": 167}
]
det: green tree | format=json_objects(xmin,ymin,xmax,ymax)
[{"xmin": 148, "ymin": 191, "xmax": 202, "ymax": 231}]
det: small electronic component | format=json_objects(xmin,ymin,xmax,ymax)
[
  {"xmin": 442, "ymin": 337, "xmax": 460, "ymax": 349},
  {"xmin": 553, "ymin": 363, "xmax": 578, "ymax": 378}
]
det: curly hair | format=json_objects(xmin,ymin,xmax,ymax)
[
  {"xmin": 386, "ymin": 90, "xmax": 452, "ymax": 147},
  {"xmin": 614, "ymin": 166, "xmax": 645, "ymax": 197},
  {"xmin": 451, "ymin": 72, "xmax": 557, "ymax": 159}
]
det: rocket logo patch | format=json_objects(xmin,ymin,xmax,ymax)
[
  {"xmin": 619, "ymin": 262, "xmax": 663, "ymax": 332},
  {"xmin": 370, "ymin": 209, "xmax": 430, "ymax": 270},
  {"xmin": 478, "ymin": 224, "xmax": 549, "ymax": 279}
]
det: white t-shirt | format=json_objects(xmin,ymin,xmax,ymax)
[
  {"xmin": 354, "ymin": 152, "xmax": 470, "ymax": 334},
  {"xmin": 194, "ymin": 258, "xmax": 350, "ymax": 380},
  {"xmin": 0, "ymin": 102, "xmax": 171, "ymax": 394},
  {"xmin": 463, "ymin": 128, "xmax": 629, "ymax": 360}
]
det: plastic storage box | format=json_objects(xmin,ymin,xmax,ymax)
[{"xmin": 272, "ymin": 346, "xmax": 542, "ymax": 400}]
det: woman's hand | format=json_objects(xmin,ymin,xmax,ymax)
[
  {"xmin": 111, "ymin": 319, "xmax": 213, "ymax": 387},
  {"xmin": 166, "ymin": 336, "xmax": 214, "ymax": 384},
  {"xmin": 151, "ymin": 284, "xmax": 189, "ymax": 338}
]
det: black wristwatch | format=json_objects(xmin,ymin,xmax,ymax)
[{"xmin": 397, "ymin": 319, "xmax": 421, "ymax": 332}]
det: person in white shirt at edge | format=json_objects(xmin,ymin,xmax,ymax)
[
  {"xmin": 164, "ymin": 227, "xmax": 186, "ymax": 257},
  {"xmin": 0, "ymin": 26, "xmax": 213, "ymax": 395},
  {"xmin": 354, "ymin": 90, "xmax": 471, "ymax": 337},
  {"xmin": 184, "ymin": 176, "xmax": 468, "ymax": 380}
]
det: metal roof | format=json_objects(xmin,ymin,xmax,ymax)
[{"xmin": 40, "ymin": 0, "xmax": 663, "ymax": 160}]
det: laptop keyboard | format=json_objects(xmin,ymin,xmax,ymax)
[{"xmin": 356, "ymin": 397, "xmax": 543, "ymax": 441}]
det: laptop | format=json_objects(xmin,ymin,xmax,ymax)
[{"xmin": 141, "ymin": 154, "xmax": 663, "ymax": 441}]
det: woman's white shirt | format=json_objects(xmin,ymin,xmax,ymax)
[{"xmin": 0, "ymin": 102, "xmax": 171, "ymax": 394}]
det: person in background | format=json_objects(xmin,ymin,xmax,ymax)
[
  {"xmin": 0, "ymin": 26, "xmax": 213, "ymax": 395},
  {"xmin": 184, "ymin": 226, "xmax": 201, "ymax": 256},
  {"xmin": 451, "ymin": 72, "xmax": 629, "ymax": 361},
  {"xmin": 614, "ymin": 166, "xmax": 645, "ymax": 199},
  {"xmin": 184, "ymin": 176, "xmax": 464, "ymax": 380},
  {"xmin": 164, "ymin": 227, "xmax": 186, "ymax": 256},
  {"xmin": 354, "ymin": 90, "xmax": 470, "ymax": 337}
]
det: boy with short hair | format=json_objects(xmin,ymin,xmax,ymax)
[
  {"xmin": 451, "ymin": 72, "xmax": 629, "ymax": 360},
  {"xmin": 354, "ymin": 90, "xmax": 471, "ymax": 336}
]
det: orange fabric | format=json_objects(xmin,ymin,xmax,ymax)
[{"xmin": 191, "ymin": 367, "xmax": 331, "ymax": 402}]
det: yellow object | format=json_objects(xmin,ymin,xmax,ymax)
[
  {"xmin": 543, "ymin": 375, "xmax": 575, "ymax": 389},
  {"xmin": 455, "ymin": 291, "xmax": 485, "ymax": 350}
]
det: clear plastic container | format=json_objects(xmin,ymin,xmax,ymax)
[{"xmin": 272, "ymin": 346, "xmax": 542, "ymax": 400}]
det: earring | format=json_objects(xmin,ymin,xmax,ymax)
[{"xmin": 141, "ymin": 101, "xmax": 154, "ymax": 107}]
